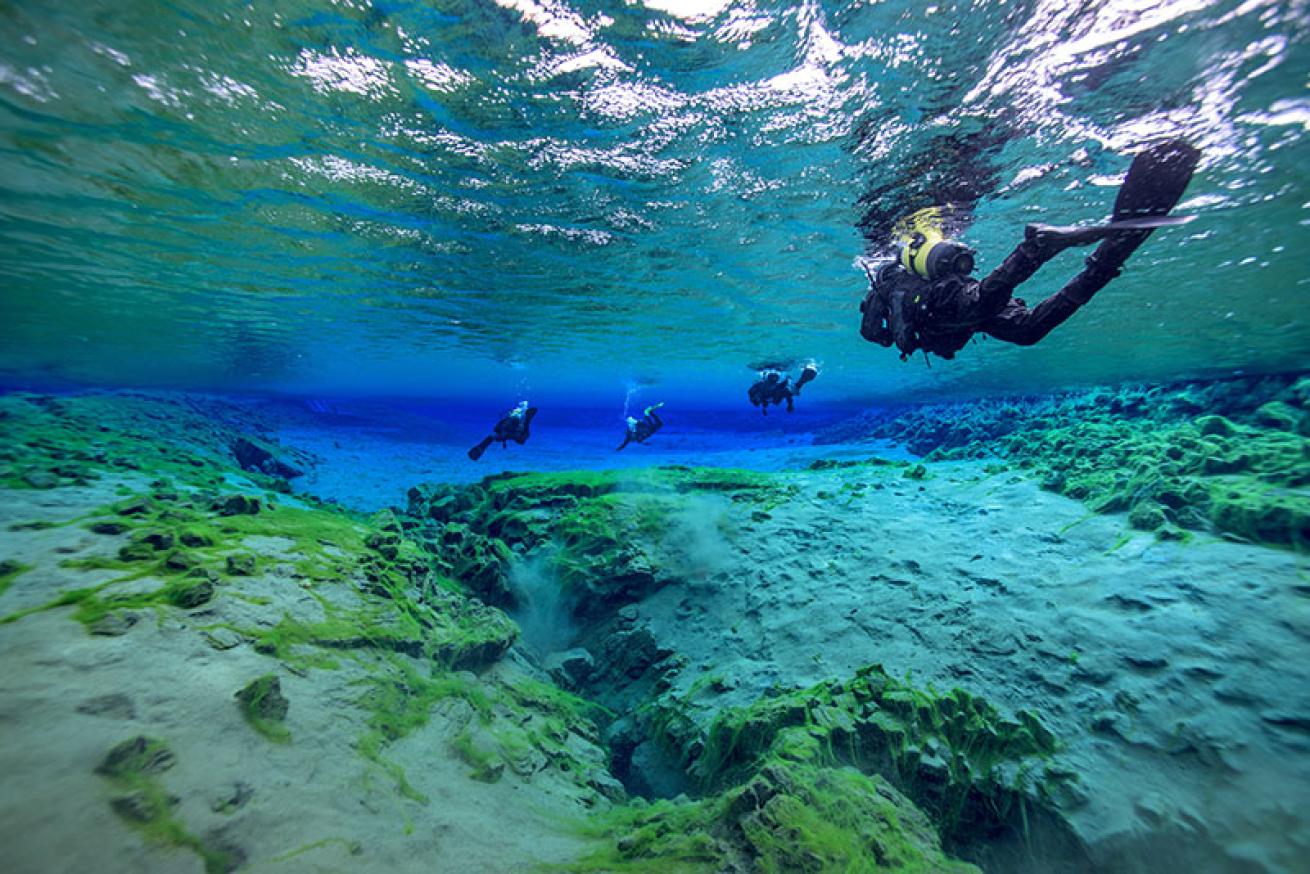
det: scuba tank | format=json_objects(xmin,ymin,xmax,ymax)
[{"xmin": 900, "ymin": 231, "xmax": 976, "ymax": 281}]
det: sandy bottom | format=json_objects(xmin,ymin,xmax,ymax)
[
  {"xmin": 0, "ymin": 481, "xmax": 597, "ymax": 874},
  {"xmin": 623, "ymin": 460, "xmax": 1310, "ymax": 871}
]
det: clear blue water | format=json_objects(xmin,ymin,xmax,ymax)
[
  {"xmin": 1, "ymin": 6, "xmax": 1309, "ymax": 871},
  {"xmin": 1, "ymin": 0, "xmax": 1307, "ymax": 407},
  {"xmin": 266, "ymin": 395, "xmax": 907, "ymax": 507}
]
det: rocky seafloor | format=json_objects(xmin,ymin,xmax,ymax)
[{"xmin": 0, "ymin": 375, "xmax": 1306, "ymax": 873}]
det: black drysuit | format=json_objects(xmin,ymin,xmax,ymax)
[{"xmin": 860, "ymin": 228, "xmax": 1152, "ymax": 360}]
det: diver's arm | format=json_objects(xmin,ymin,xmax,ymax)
[
  {"xmin": 616, "ymin": 434, "xmax": 632, "ymax": 451},
  {"xmin": 859, "ymin": 264, "xmax": 895, "ymax": 346}
]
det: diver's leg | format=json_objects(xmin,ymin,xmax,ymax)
[
  {"xmin": 468, "ymin": 436, "xmax": 495, "ymax": 461},
  {"xmin": 975, "ymin": 239, "xmax": 1053, "ymax": 315},
  {"xmin": 982, "ymin": 233, "xmax": 1146, "ymax": 346},
  {"xmin": 785, "ymin": 395, "xmax": 795, "ymax": 412}
]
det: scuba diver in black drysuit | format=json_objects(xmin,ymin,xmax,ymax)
[
  {"xmin": 748, "ymin": 364, "xmax": 819, "ymax": 415},
  {"xmin": 468, "ymin": 401, "xmax": 537, "ymax": 461},
  {"xmin": 617, "ymin": 403, "xmax": 664, "ymax": 451},
  {"xmin": 859, "ymin": 140, "xmax": 1201, "ymax": 360}
]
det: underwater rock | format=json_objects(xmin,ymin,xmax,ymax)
[
  {"xmin": 89, "ymin": 611, "xmax": 140, "ymax": 636},
  {"xmin": 209, "ymin": 782, "xmax": 254, "ymax": 814},
  {"xmin": 163, "ymin": 551, "xmax": 200, "ymax": 573},
  {"xmin": 225, "ymin": 553, "xmax": 257, "ymax": 576},
  {"xmin": 218, "ymin": 494, "xmax": 261, "ymax": 516},
  {"xmin": 203, "ymin": 628, "xmax": 244, "ymax": 651},
  {"xmin": 169, "ymin": 577, "xmax": 214, "ymax": 609},
  {"xmin": 841, "ymin": 374, "xmax": 1310, "ymax": 548},
  {"xmin": 135, "ymin": 529, "xmax": 175, "ymax": 551},
  {"xmin": 231, "ymin": 434, "xmax": 304, "ymax": 479},
  {"xmin": 90, "ymin": 520, "xmax": 130, "ymax": 535},
  {"xmin": 1128, "ymin": 501, "xmax": 1168, "ymax": 531},
  {"xmin": 21, "ymin": 470, "xmax": 58, "ymax": 489},
  {"xmin": 1260, "ymin": 710, "xmax": 1310, "ymax": 734},
  {"xmin": 77, "ymin": 693, "xmax": 136, "ymax": 720},
  {"xmin": 114, "ymin": 497, "xmax": 157, "ymax": 517},
  {"xmin": 1254, "ymin": 401, "xmax": 1302, "ymax": 432},
  {"xmin": 433, "ymin": 522, "xmax": 515, "ymax": 606},
  {"xmin": 96, "ymin": 736, "xmax": 175, "ymax": 778},
  {"xmin": 545, "ymin": 647, "xmax": 595, "ymax": 689},
  {"xmin": 587, "ymin": 758, "xmax": 981, "ymax": 873},
  {"xmin": 110, "ymin": 791, "xmax": 179, "ymax": 823},
  {"xmin": 236, "ymin": 674, "xmax": 288, "ymax": 721}
]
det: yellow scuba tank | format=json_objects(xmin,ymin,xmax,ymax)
[{"xmin": 893, "ymin": 206, "xmax": 976, "ymax": 281}]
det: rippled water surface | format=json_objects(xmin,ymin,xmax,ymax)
[{"xmin": 1, "ymin": 0, "xmax": 1307, "ymax": 403}]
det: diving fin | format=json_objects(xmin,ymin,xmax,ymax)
[
  {"xmin": 468, "ymin": 436, "xmax": 494, "ymax": 461},
  {"xmin": 1027, "ymin": 139, "xmax": 1201, "ymax": 252},
  {"xmin": 1026, "ymin": 214, "xmax": 1195, "ymax": 249},
  {"xmin": 1112, "ymin": 138, "xmax": 1201, "ymax": 221}
]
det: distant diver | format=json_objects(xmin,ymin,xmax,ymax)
[
  {"xmin": 859, "ymin": 139, "xmax": 1201, "ymax": 360},
  {"xmin": 617, "ymin": 403, "xmax": 664, "ymax": 451},
  {"xmin": 468, "ymin": 401, "xmax": 537, "ymax": 461},
  {"xmin": 748, "ymin": 364, "xmax": 818, "ymax": 415}
]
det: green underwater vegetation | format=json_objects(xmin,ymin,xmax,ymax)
[
  {"xmin": 843, "ymin": 374, "xmax": 1310, "ymax": 549},
  {"xmin": 95, "ymin": 736, "xmax": 243, "ymax": 874},
  {"xmin": 2, "ymin": 377, "xmax": 1307, "ymax": 871}
]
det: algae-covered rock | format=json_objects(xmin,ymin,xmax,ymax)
[
  {"xmin": 545, "ymin": 647, "xmax": 595, "ymax": 689},
  {"xmin": 136, "ymin": 530, "xmax": 176, "ymax": 551},
  {"xmin": 231, "ymin": 434, "xmax": 305, "ymax": 479},
  {"xmin": 235, "ymin": 674, "xmax": 290, "ymax": 742},
  {"xmin": 581, "ymin": 759, "xmax": 980, "ymax": 873},
  {"xmin": 851, "ymin": 374, "xmax": 1310, "ymax": 549},
  {"xmin": 1254, "ymin": 401, "xmax": 1302, "ymax": 432},
  {"xmin": 21, "ymin": 470, "xmax": 59, "ymax": 489},
  {"xmin": 96, "ymin": 736, "xmax": 176, "ymax": 778},
  {"xmin": 218, "ymin": 494, "xmax": 261, "ymax": 516},
  {"xmin": 89, "ymin": 611, "xmax": 140, "ymax": 636},
  {"xmin": 90, "ymin": 520, "xmax": 130, "ymax": 535},
  {"xmin": 225, "ymin": 553, "xmax": 257, "ymax": 576},
  {"xmin": 167, "ymin": 577, "xmax": 214, "ymax": 609},
  {"xmin": 1128, "ymin": 501, "xmax": 1168, "ymax": 532}
]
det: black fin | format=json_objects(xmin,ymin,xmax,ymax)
[
  {"xmin": 468, "ymin": 436, "xmax": 494, "ymax": 461},
  {"xmin": 1027, "ymin": 214, "xmax": 1195, "ymax": 248},
  {"xmin": 1113, "ymin": 139, "xmax": 1201, "ymax": 220}
]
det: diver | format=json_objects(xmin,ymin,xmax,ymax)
[
  {"xmin": 859, "ymin": 139, "xmax": 1201, "ymax": 360},
  {"xmin": 748, "ymin": 364, "xmax": 818, "ymax": 415},
  {"xmin": 617, "ymin": 403, "xmax": 664, "ymax": 451},
  {"xmin": 468, "ymin": 401, "xmax": 537, "ymax": 461}
]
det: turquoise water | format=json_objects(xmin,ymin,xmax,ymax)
[
  {"xmin": 2, "ymin": 5, "xmax": 1310, "ymax": 874},
  {"xmin": 1, "ymin": 0, "xmax": 1307, "ymax": 404}
]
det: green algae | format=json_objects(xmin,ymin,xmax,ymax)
[
  {"xmin": 0, "ymin": 573, "xmax": 213, "ymax": 627},
  {"xmin": 564, "ymin": 760, "xmax": 979, "ymax": 873},
  {"xmin": 95, "ymin": 737, "xmax": 239, "ymax": 874},
  {"xmin": 0, "ymin": 559, "xmax": 31, "ymax": 598},
  {"xmin": 235, "ymin": 674, "xmax": 291, "ymax": 743},
  {"xmin": 268, "ymin": 838, "xmax": 362, "ymax": 864},
  {"xmin": 860, "ymin": 375, "xmax": 1310, "ymax": 549},
  {"xmin": 406, "ymin": 465, "xmax": 788, "ymax": 615},
  {"xmin": 636, "ymin": 663, "xmax": 1067, "ymax": 857}
]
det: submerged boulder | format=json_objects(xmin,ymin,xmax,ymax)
[{"xmin": 230, "ymin": 435, "xmax": 305, "ymax": 480}]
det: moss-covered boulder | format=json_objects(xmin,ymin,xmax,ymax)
[
  {"xmin": 236, "ymin": 674, "xmax": 290, "ymax": 743},
  {"xmin": 849, "ymin": 373, "xmax": 1310, "ymax": 548},
  {"xmin": 575, "ymin": 759, "xmax": 981, "ymax": 872}
]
